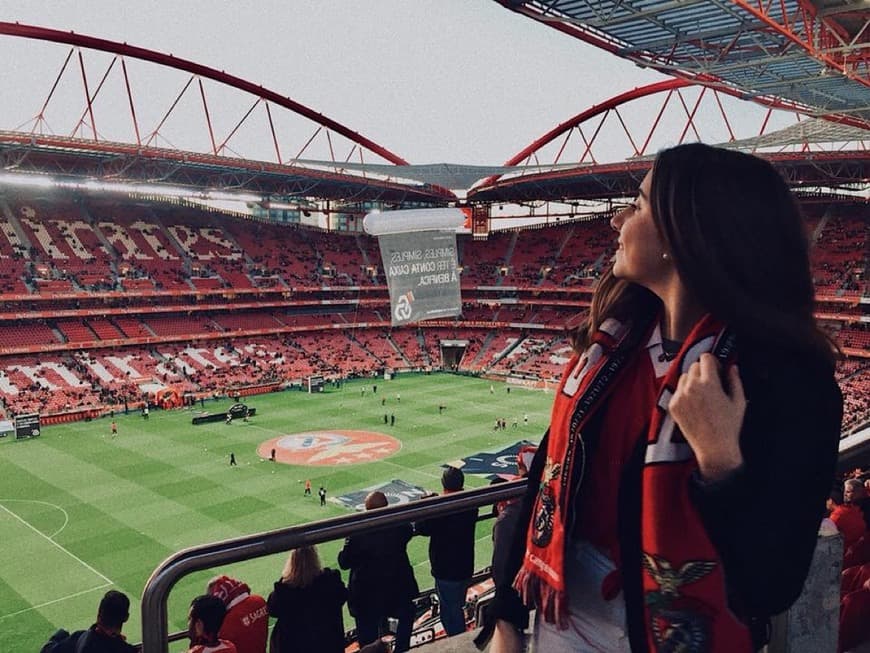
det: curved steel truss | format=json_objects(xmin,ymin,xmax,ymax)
[{"xmin": 497, "ymin": 0, "xmax": 870, "ymax": 129}]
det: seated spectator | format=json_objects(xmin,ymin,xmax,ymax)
[
  {"xmin": 842, "ymin": 563, "xmax": 870, "ymax": 598},
  {"xmin": 830, "ymin": 489, "xmax": 866, "ymax": 550},
  {"xmin": 206, "ymin": 575, "xmax": 268, "ymax": 653},
  {"xmin": 186, "ymin": 594, "xmax": 237, "ymax": 653},
  {"xmin": 338, "ymin": 491, "xmax": 419, "ymax": 652},
  {"xmin": 845, "ymin": 478, "xmax": 868, "ymax": 505},
  {"xmin": 40, "ymin": 590, "xmax": 136, "ymax": 653},
  {"xmin": 844, "ymin": 498, "xmax": 870, "ymax": 569},
  {"xmin": 840, "ymin": 579, "xmax": 870, "ymax": 653},
  {"xmin": 267, "ymin": 545, "xmax": 347, "ymax": 653}
]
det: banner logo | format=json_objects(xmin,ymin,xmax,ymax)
[{"xmin": 395, "ymin": 290, "xmax": 415, "ymax": 321}]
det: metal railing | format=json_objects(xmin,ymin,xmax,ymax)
[{"xmin": 140, "ymin": 479, "xmax": 528, "ymax": 653}]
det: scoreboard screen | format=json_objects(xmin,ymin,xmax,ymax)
[
  {"xmin": 15, "ymin": 413, "xmax": 41, "ymax": 439},
  {"xmin": 306, "ymin": 375, "xmax": 324, "ymax": 393}
]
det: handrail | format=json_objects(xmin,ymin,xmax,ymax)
[{"xmin": 140, "ymin": 479, "xmax": 528, "ymax": 653}]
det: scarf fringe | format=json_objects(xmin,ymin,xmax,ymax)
[{"xmin": 514, "ymin": 568, "xmax": 570, "ymax": 629}]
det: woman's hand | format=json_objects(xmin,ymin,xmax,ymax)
[
  {"xmin": 488, "ymin": 619, "xmax": 523, "ymax": 653},
  {"xmin": 669, "ymin": 354, "xmax": 746, "ymax": 482}
]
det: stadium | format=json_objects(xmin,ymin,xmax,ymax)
[{"xmin": 0, "ymin": 2, "xmax": 867, "ymax": 652}]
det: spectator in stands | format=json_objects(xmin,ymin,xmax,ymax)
[
  {"xmin": 267, "ymin": 545, "xmax": 347, "ymax": 653},
  {"xmin": 487, "ymin": 143, "xmax": 843, "ymax": 653},
  {"xmin": 206, "ymin": 575, "xmax": 268, "ymax": 653},
  {"xmin": 415, "ymin": 466, "xmax": 478, "ymax": 637},
  {"xmin": 186, "ymin": 594, "xmax": 236, "ymax": 653},
  {"xmin": 40, "ymin": 590, "xmax": 136, "ymax": 653},
  {"xmin": 840, "ymin": 577, "xmax": 870, "ymax": 652},
  {"xmin": 830, "ymin": 489, "xmax": 866, "ymax": 551},
  {"xmin": 845, "ymin": 478, "xmax": 867, "ymax": 505},
  {"xmin": 844, "ymin": 498, "xmax": 870, "ymax": 569},
  {"xmin": 339, "ymin": 491, "xmax": 419, "ymax": 652}
]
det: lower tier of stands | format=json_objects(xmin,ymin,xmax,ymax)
[{"xmin": 0, "ymin": 328, "xmax": 867, "ymax": 437}]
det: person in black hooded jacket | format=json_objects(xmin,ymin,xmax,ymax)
[
  {"xmin": 338, "ymin": 491, "xmax": 419, "ymax": 652},
  {"xmin": 267, "ymin": 545, "xmax": 347, "ymax": 653},
  {"xmin": 41, "ymin": 590, "xmax": 136, "ymax": 653}
]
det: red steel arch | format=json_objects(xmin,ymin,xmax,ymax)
[
  {"xmin": 484, "ymin": 77, "xmax": 859, "ymax": 188},
  {"xmin": 0, "ymin": 21, "xmax": 411, "ymax": 166},
  {"xmin": 502, "ymin": 79, "xmax": 693, "ymax": 169}
]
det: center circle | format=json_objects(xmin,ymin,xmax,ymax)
[{"xmin": 257, "ymin": 429, "xmax": 402, "ymax": 465}]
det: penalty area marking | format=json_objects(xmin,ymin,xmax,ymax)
[
  {"xmin": 0, "ymin": 582, "xmax": 112, "ymax": 621},
  {"xmin": 0, "ymin": 499, "xmax": 70, "ymax": 538},
  {"xmin": 0, "ymin": 502, "xmax": 114, "ymax": 586}
]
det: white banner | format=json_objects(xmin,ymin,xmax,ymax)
[{"xmin": 378, "ymin": 230, "xmax": 461, "ymax": 325}]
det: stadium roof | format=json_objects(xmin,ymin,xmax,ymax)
[
  {"xmin": 497, "ymin": 0, "xmax": 870, "ymax": 129},
  {"xmin": 469, "ymin": 149, "xmax": 870, "ymax": 201},
  {"xmin": 0, "ymin": 131, "xmax": 455, "ymax": 205},
  {"xmin": 0, "ymin": 15, "xmax": 866, "ymax": 207}
]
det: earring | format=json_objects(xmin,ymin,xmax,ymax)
[{"xmin": 662, "ymin": 252, "xmax": 670, "ymax": 261}]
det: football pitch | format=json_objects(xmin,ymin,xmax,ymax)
[{"xmin": 0, "ymin": 373, "xmax": 553, "ymax": 652}]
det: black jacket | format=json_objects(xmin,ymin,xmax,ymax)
[
  {"xmin": 490, "ymin": 344, "xmax": 843, "ymax": 652},
  {"xmin": 416, "ymin": 503, "xmax": 478, "ymax": 581},
  {"xmin": 42, "ymin": 626, "xmax": 137, "ymax": 653},
  {"xmin": 338, "ymin": 523, "xmax": 419, "ymax": 618},
  {"xmin": 267, "ymin": 568, "xmax": 347, "ymax": 653}
]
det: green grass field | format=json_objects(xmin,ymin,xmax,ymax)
[{"xmin": 0, "ymin": 373, "xmax": 553, "ymax": 652}]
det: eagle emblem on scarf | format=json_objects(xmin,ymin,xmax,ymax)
[
  {"xmin": 531, "ymin": 458, "xmax": 561, "ymax": 547},
  {"xmin": 643, "ymin": 552, "xmax": 717, "ymax": 653}
]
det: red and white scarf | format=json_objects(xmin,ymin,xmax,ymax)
[{"xmin": 515, "ymin": 313, "xmax": 752, "ymax": 652}]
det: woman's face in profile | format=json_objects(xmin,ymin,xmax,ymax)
[{"xmin": 610, "ymin": 170, "xmax": 670, "ymax": 291}]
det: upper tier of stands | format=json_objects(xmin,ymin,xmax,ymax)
[
  {"xmin": 0, "ymin": 196, "xmax": 865, "ymax": 296},
  {"xmin": 0, "ymin": 194, "xmax": 865, "ymax": 433}
]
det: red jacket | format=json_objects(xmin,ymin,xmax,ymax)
[
  {"xmin": 845, "ymin": 534, "xmax": 870, "ymax": 570},
  {"xmin": 219, "ymin": 593, "xmax": 268, "ymax": 653},
  {"xmin": 831, "ymin": 505, "xmax": 865, "ymax": 550},
  {"xmin": 842, "ymin": 563, "xmax": 870, "ymax": 598},
  {"xmin": 840, "ymin": 588, "xmax": 870, "ymax": 652},
  {"xmin": 187, "ymin": 640, "xmax": 237, "ymax": 653}
]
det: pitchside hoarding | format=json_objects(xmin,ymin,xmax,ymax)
[{"xmin": 334, "ymin": 479, "xmax": 428, "ymax": 511}]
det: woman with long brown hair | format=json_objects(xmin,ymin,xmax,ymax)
[
  {"xmin": 267, "ymin": 545, "xmax": 347, "ymax": 653},
  {"xmin": 486, "ymin": 143, "xmax": 842, "ymax": 652}
]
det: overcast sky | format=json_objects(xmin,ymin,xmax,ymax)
[{"xmin": 0, "ymin": 1, "xmax": 683, "ymax": 166}]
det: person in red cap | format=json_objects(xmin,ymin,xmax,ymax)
[{"xmin": 206, "ymin": 575, "xmax": 268, "ymax": 653}]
